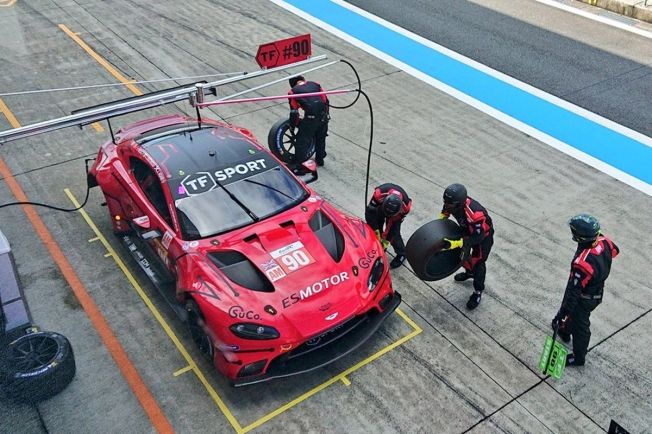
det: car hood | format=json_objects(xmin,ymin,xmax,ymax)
[{"xmin": 198, "ymin": 196, "xmax": 384, "ymax": 339}]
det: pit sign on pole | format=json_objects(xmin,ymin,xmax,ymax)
[{"xmin": 255, "ymin": 34, "xmax": 312, "ymax": 69}]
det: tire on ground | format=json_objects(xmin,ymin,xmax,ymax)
[
  {"xmin": 267, "ymin": 117, "xmax": 315, "ymax": 164},
  {"xmin": 3, "ymin": 331, "xmax": 76, "ymax": 403},
  {"xmin": 405, "ymin": 219, "xmax": 469, "ymax": 281}
]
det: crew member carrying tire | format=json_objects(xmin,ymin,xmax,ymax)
[
  {"xmin": 438, "ymin": 183, "xmax": 494, "ymax": 310},
  {"xmin": 288, "ymin": 75, "xmax": 329, "ymax": 173},
  {"xmin": 365, "ymin": 183, "xmax": 412, "ymax": 269},
  {"xmin": 552, "ymin": 214, "xmax": 619, "ymax": 367}
]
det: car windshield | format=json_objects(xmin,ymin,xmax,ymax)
[
  {"xmin": 175, "ymin": 166, "xmax": 307, "ymax": 239},
  {"xmin": 141, "ymin": 126, "xmax": 309, "ymax": 239}
]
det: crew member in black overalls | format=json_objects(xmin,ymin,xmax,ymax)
[
  {"xmin": 365, "ymin": 183, "xmax": 412, "ymax": 269},
  {"xmin": 552, "ymin": 214, "xmax": 619, "ymax": 366},
  {"xmin": 439, "ymin": 183, "xmax": 494, "ymax": 310},
  {"xmin": 288, "ymin": 75, "xmax": 329, "ymax": 173}
]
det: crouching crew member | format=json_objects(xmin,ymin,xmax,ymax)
[
  {"xmin": 552, "ymin": 214, "xmax": 619, "ymax": 366},
  {"xmin": 365, "ymin": 183, "xmax": 412, "ymax": 269},
  {"xmin": 439, "ymin": 183, "xmax": 494, "ymax": 310}
]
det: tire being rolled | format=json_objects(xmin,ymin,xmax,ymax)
[
  {"xmin": 3, "ymin": 331, "xmax": 76, "ymax": 403},
  {"xmin": 405, "ymin": 219, "xmax": 469, "ymax": 281},
  {"xmin": 267, "ymin": 117, "xmax": 315, "ymax": 164}
]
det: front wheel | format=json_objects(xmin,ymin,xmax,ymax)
[
  {"xmin": 186, "ymin": 300, "xmax": 214, "ymax": 360},
  {"xmin": 267, "ymin": 118, "xmax": 315, "ymax": 164}
]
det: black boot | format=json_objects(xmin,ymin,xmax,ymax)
[
  {"xmin": 390, "ymin": 255, "xmax": 406, "ymax": 269},
  {"xmin": 454, "ymin": 271, "xmax": 473, "ymax": 282},
  {"xmin": 466, "ymin": 291, "xmax": 482, "ymax": 310},
  {"xmin": 565, "ymin": 353, "xmax": 585, "ymax": 366}
]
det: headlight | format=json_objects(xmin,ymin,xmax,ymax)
[
  {"xmin": 230, "ymin": 323, "xmax": 280, "ymax": 340},
  {"xmin": 367, "ymin": 257, "xmax": 385, "ymax": 292}
]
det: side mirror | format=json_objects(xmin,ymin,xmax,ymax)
[
  {"xmin": 301, "ymin": 160, "xmax": 318, "ymax": 184},
  {"xmin": 132, "ymin": 215, "xmax": 150, "ymax": 230},
  {"xmin": 141, "ymin": 230, "xmax": 161, "ymax": 240}
]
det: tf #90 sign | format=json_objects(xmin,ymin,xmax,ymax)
[{"xmin": 255, "ymin": 34, "xmax": 312, "ymax": 69}]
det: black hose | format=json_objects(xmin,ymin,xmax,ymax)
[{"xmin": 0, "ymin": 161, "xmax": 92, "ymax": 212}]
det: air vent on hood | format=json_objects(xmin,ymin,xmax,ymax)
[
  {"xmin": 309, "ymin": 211, "xmax": 345, "ymax": 262},
  {"xmin": 208, "ymin": 251, "xmax": 273, "ymax": 292}
]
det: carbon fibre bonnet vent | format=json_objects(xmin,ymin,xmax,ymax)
[
  {"xmin": 309, "ymin": 211, "xmax": 345, "ymax": 262},
  {"xmin": 208, "ymin": 251, "xmax": 273, "ymax": 292}
]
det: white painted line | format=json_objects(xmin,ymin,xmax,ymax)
[{"xmin": 533, "ymin": 0, "xmax": 652, "ymax": 40}]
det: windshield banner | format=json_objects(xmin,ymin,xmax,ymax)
[{"xmin": 180, "ymin": 153, "xmax": 278, "ymax": 196}]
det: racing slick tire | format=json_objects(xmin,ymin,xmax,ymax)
[
  {"xmin": 405, "ymin": 219, "xmax": 469, "ymax": 281},
  {"xmin": 2, "ymin": 331, "xmax": 76, "ymax": 403},
  {"xmin": 267, "ymin": 118, "xmax": 315, "ymax": 164},
  {"xmin": 186, "ymin": 299, "xmax": 214, "ymax": 360}
]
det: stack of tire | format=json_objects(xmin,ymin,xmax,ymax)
[
  {"xmin": 405, "ymin": 219, "xmax": 469, "ymax": 281},
  {"xmin": 1, "ymin": 331, "xmax": 76, "ymax": 403}
]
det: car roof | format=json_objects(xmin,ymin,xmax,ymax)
[{"xmin": 140, "ymin": 125, "xmax": 263, "ymax": 177}]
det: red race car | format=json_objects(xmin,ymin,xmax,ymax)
[{"xmin": 88, "ymin": 114, "xmax": 400, "ymax": 386}]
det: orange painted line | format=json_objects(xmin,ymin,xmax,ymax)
[
  {"xmin": 0, "ymin": 99, "xmax": 173, "ymax": 434},
  {"xmin": 58, "ymin": 24, "xmax": 143, "ymax": 96}
]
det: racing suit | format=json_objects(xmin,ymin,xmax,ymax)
[
  {"xmin": 554, "ymin": 236, "xmax": 619, "ymax": 364},
  {"xmin": 364, "ymin": 183, "xmax": 412, "ymax": 257},
  {"xmin": 441, "ymin": 197, "xmax": 494, "ymax": 293},
  {"xmin": 288, "ymin": 80, "xmax": 329, "ymax": 169}
]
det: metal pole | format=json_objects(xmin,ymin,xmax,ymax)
[
  {"xmin": 0, "ymin": 55, "xmax": 330, "ymax": 144},
  {"xmin": 197, "ymin": 89, "xmax": 358, "ymax": 108}
]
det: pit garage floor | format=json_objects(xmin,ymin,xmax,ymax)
[{"xmin": 0, "ymin": 1, "xmax": 651, "ymax": 433}]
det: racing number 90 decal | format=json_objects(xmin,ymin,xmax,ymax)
[{"xmin": 271, "ymin": 241, "xmax": 315, "ymax": 273}]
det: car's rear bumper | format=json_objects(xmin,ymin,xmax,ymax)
[{"xmin": 232, "ymin": 291, "xmax": 401, "ymax": 387}]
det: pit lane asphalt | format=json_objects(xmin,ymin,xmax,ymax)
[{"xmin": 0, "ymin": 0, "xmax": 650, "ymax": 433}]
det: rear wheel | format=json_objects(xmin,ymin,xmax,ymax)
[
  {"xmin": 267, "ymin": 118, "xmax": 315, "ymax": 164},
  {"xmin": 2, "ymin": 331, "xmax": 76, "ymax": 403}
]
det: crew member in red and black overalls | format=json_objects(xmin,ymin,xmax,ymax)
[
  {"xmin": 438, "ymin": 183, "xmax": 494, "ymax": 310},
  {"xmin": 552, "ymin": 214, "xmax": 619, "ymax": 366},
  {"xmin": 365, "ymin": 183, "xmax": 412, "ymax": 269},
  {"xmin": 288, "ymin": 75, "xmax": 329, "ymax": 174}
]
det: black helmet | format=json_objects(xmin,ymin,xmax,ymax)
[
  {"xmin": 289, "ymin": 75, "xmax": 305, "ymax": 88},
  {"xmin": 569, "ymin": 213, "xmax": 600, "ymax": 243},
  {"xmin": 382, "ymin": 194, "xmax": 403, "ymax": 217},
  {"xmin": 443, "ymin": 183, "xmax": 467, "ymax": 207}
]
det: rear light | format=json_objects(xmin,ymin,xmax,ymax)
[
  {"xmin": 237, "ymin": 359, "xmax": 267, "ymax": 377},
  {"xmin": 230, "ymin": 323, "xmax": 279, "ymax": 340}
]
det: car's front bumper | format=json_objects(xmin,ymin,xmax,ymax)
[{"xmin": 231, "ymin": 291, "xmax": 401, "ymax": 387}]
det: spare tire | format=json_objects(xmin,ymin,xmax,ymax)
[
  {"xmin": 267, "ymin": 118, "xmax": 315, "ymax": 164},
  {"xmin": 405, "ymin": 219, "xmax": 469, "ymax": 281},
  {"xmin": 2, "ymin": 331, "xmax": 76, "ymax": 403}
]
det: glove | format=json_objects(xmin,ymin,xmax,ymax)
[
  {"xmin": 438, "ymin": 212, "xmax": 448, "ymax": 220},
  {"xmin": 441, "ymin": 238, "xmax": 463, "ymax": 251},
  {"xmin": 375, "ymin": 229, "xmax": 390, "ymax": 251},
  {"xmin": 289, "ymin": 109, "xmax": 300, "ymax": 126}
]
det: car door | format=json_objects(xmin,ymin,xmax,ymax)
[{"xmin": 129, "ymin": 157, "xmax": 178, "ymax": 274}]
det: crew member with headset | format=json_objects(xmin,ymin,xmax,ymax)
[
  {"xmin": 288, "ymin": 75, "xmax": 330, "ymax": 173},
  {"xmin": 552, "ymin": 214, "xmax": 619, "ymax": 366},
  {"xmin": 365, "ymin": 183, "xmax": 412, "ymax": 269},
  {"xmin": 438, "ymin": 183, "xmax": 494, "ymax": 310}
]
